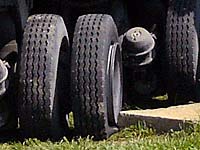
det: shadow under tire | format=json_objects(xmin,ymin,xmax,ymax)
[
  {"xmin": 71, "ymin": 14, "xmax": 123, "ymax": 140},
  {"xmin": 165, "ymin": 0, "xmax": 200, "ymax": 104},
  {"xmin": 18, "ymin": 14, "xmax": 70, "ymax": 140}
]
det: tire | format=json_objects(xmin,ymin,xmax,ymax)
[
  {"xmin": 0, "ymin": 41, "xmax": 18, "ymax": 133},
  {"xmin": 165, "ymin": 0, "xmax": 200, "ymax": 104},
  {"xmin": 71, "ymin": 14, "xmax": 123, "ymax": 140},
  {"xmin": 0, "ymin": 12, "xmax": 18, "ymax": 132},
  {"xmin": 18, "ymin": 14, "xmax": 70, "ymax": 140}
]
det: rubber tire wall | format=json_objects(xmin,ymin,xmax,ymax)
[
  {"xmin": 165, "ymin": 0, "xmax": 200, "ymax": 104},
  {"xmin": 18, "ymin": 14, "xmax": 70, "ymax": 140},
  {"xmin": 71, "ymin": 14, "xmax": 122, "ymax": 140}
]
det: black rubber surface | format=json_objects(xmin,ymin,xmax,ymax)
[
  {"xmin": 165, "ymin": 0, "xmax": 200, "ymax": 104},
  {"xmin": 18, "ymin": 14, "xmax": 70, "ymax": 140},
  {"xmin": 0, "ymin": 12, "xmax": 18, "ymax": 133},
  {"xmin": 71, "ymin": 14, "xmax": 122, "ymax": 140},
  {"xmin": 68, "ymin": 0, "xmax": 110, "ymax": 7}
]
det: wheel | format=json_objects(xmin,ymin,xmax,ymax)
[
  {"xmin": 71, "ymin": 14, "xmax": 123, "ymax": 140},
  {"xmin": 0, "ymin": 40, "xmax": 18, "ymax": 133},
  {"xmin": 165, "ymin": 0, "xmax": 200, "ymax": 104},
  {"xmin": 0, "ymin": 12, "xmax": 18, "ymax": 133},
  {"xmin": 18, "ymin": 14, "xmax": 70, "ymax": 140}
]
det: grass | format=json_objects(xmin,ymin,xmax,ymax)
[
  {"xmin": 0, "ymin": 122, "xmax": 200, "ymax": 150},
  {"xmin": 0, "ymin": 100, "xmax": 197, "ymax": 150}
]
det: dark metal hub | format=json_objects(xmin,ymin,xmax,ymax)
[{"xmin": 123, "ymin": 27, "xmax": 155, "ymax": 67}]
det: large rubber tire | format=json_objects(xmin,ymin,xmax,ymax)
[
  {"xmin": 165, "ymin": 0, "xmax": 200, "ymax": 104},
  {"xmin": 71, "ymin": 14, "xmax": 123, "ymax": 140},
  {"xmin": 0, "ymin": 41, "xmax": 18, "ymax": 134},
  {"xmin": 18, "ymin": 14, "xmax": 70, "ymax": 140},
  {"xmin": 0, "ymin": 12, "xmax": 18, "ymax": 133}
]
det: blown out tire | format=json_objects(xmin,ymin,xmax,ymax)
[
  {"xmin": 165, "ymin": 0, "xmax": 200, "ymax": 104},
  {"xmin": 71, "ymin": 14, "xmax": 123, "ymax": 140},
  {"xmin": 18, "ymin": 14, "xmax": 70, "ymax": 140}
]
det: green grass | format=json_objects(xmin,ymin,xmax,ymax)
[{"xmin": 1, "ymin": 122, "xmax": 200, "ymax": 150}]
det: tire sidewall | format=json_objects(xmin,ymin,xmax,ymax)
[
  {"xmin": 47, "ymin": 16, "xmax": 69, "ymax": 138},
  {"xmin": 99, "ymin": 17, "xmax": 121, "ymax": 130}
]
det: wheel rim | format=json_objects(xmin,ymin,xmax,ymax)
[{"xmin": 107, "ymin": 43, "xmax": 122, "ymax": 126}]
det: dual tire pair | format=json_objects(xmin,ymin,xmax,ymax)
[
  {"xmin": 18, "ymin": 14, "xmax": 122, "ymax": 140},
  {"xmin": 17, "ymin": 0, "xmax": 200, "ymax": 140}
]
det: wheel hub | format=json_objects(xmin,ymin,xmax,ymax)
[{"xmin": 107, "ymin": 43, "xmax": 122, "ymax": 126}]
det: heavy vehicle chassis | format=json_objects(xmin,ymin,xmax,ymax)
[{"xmin": 0, "ymin": 0, "xmax": 199, "ymax": 140}]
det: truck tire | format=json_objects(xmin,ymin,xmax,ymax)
[
  {"xmin": 165, "ymin": 0, "xmax": 200, "ymax": 104},
  {"xmin": 71, "ymin": 14, "xmax": 123, "ymax": 140},
  {"xmin": 18, "ymin": 14, "xmax": 70, "ymax": 140},
  {"xmin": 0, "ymin": 40, "xmax": 18, "ymax": 133},
  {"xmin": 0, "ymin": 12, "xmax": 18, "ymax": 132}
]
